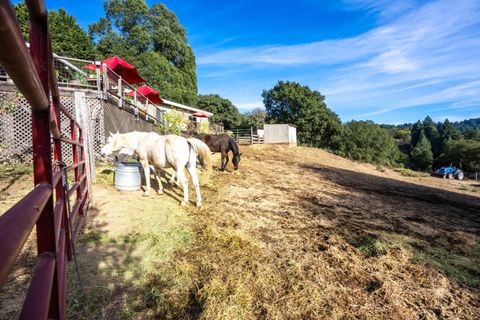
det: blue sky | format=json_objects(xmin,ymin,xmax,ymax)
[{"xmin": 22, "ymin": 0, "xmax": 480, "ymax": 124}]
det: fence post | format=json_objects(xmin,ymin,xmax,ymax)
[
  {"xmin": 117, "ymin": 77, "xmax": 123, "ymax": 108},
  {"xmin": 251, "ymin": 127, "xmax": 254, "ymax": 144},
  {"xmin": 134, "ymin": 91, "xmax": 138, "ymax": 118},
  {"xmin": 74, "ymin": 92, "xmax": 96, "ymax": 185},
  {"xmin": 95, "ymin": 61, "xmax": 101, "ymax": 99},
  {"xmin": 102, "ymin": 63, "xmax": 108, "ymax": 99},
  {"xmin": 28, "ymin": 7, "xmax": 59, "ymax": 318},
  {"xmin": 145, "ymin": 101, "xmax": 149, "ymax": 121}
]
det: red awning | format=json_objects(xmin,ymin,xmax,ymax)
[
  {"xmin": 126, "ymin": 85, "xmax": 163, "ymax": 104},
  {"xmin": 192, "ymin": 111, "xmax": 210, "ymax": 118},
  {"xmin": 83, "ymin": 56, "xmax": 145, "ymax": 85}
]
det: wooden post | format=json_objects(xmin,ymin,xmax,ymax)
[
  {"xmin": 102, "ymin": 63, "xmax": 108, "ymax": 99},
  {"xmin": 250, "ymin": 127, "xmax": 254, "ymax": 144},
  {"xmin": 145, "ymin": 101, "xmax": 149, "ymax": 121},
  {"xmin": 117, "ymin": 77, "xmax": 122, "ymax": 108},
  {"xmin": 95, "ymin": 62, "xmax": 101, "ymax": 99},
  {"xmin": 133, "ymin": 91, "xmax": 138, "ymax": 118}
]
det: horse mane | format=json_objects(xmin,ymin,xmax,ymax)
[{"xmin": 228, "ymin": 137, "xmax": 240, "ymax": 155}]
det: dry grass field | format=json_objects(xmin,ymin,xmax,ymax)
[{"xmin": 1, "ymin": 144, "xmax": 479, "ymax": 319}]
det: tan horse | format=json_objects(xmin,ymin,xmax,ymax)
[{"xmin": 101, "ymin": 131, "xmax": 211, "ymax": 207}]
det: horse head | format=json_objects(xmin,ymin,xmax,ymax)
[
  {"xmin": 100, "ymin": 132, "xmax": 130, "ymax": 158},
  {"xmin": 232, "ymin": 152, "xmax": 242, "ymax": 170}
]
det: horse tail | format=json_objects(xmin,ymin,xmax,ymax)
[
  {"xmin": 187, "ymin": 137, "xmax": 212, "ymax": 181},
  {"xmin": 228, "ymin": 137, "xmax": 240, "ymax": 155}
]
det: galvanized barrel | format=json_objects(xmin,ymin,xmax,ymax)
[{"xmin": 114, "ymin": 162, "xmax": 142, "ymax": 191}]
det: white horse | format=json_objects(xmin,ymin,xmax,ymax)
[{"xmin": 100, "ymin": 131, "xmax": 211, "ymax": 207}]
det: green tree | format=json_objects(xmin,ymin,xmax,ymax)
[
  {"xmin": 13, "ymin": 4, "xmax": 95, "ymax": 59},
  {"xmin": 410, "ymin": 131, "xmax": 433, "ymax": 170},
  {"xmin": 464, "ymin": 128, "xmax": 480, "ymax": 141},
  {"xmin": 422, "ymin": 116, "xmax": 441, "ymax": 156},
  {"xmin": 89, "ymin": 0, "xmax": 197, "ymax": 105},
  {"xmin": 240, "ymin": 108, "xmax": 266, "ymax": 129},
  {"xmin": 438, "ymin": 118, "xmax": 463, "ymax": 155},
  {"xmin": 410, "ymin": 120, "xmax": 423, "ymax": 147},
  {"xmin": 196, "ymin": 94, "xmax": 241, "ymax": 130},
  {"xmin": 440, "ymin": 140, "xmax": 480, "ymax": 174},
  {"xmin": 262, "ymin": 81, "xmax": 342, "ymax": 147},
  {"xmin": 334, "ymin": 121, "xmax": 402, "ymax": 165},
  {"xmin": 49, "ymin": 9, "xmax": 96, "ymax": 59},
  {"xmin": 12, "ymin": 3, "xmax": 28, "ymax": 40}
]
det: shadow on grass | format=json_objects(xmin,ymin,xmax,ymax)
[
  {"xmin": 299, "ymin": 163, "xmax": 480, "ymax": 287},
  {"xmin": 0, "ymin": 164, "xmax": 32, "ymax": 197},
  {"xmin": 65, "ymin": 183, "xmax": 197, "ymax": 319}
]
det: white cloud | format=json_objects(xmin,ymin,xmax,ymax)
[
  {"xmin": 197, "ymin": 0, "xmax": 480, "ymax": 119},
  {"xmin": 236, "ymin": 102, "xmax": 264, "ymax": 111}
]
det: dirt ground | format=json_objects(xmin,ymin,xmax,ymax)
[
  {"xmin": 170, "ymin": 145, "xmax": 480, "ymax": 320},
  {"xmin": 1, "ymin": 145, "xmax": 479, "ymax": 319}
]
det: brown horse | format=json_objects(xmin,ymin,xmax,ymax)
[{"xmin": 195, "ymin": 134, "xmax": 241, "ymax": 171}]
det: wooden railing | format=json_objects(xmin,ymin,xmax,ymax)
[
  {"xmin": 102, "ymin": 65, "xmax": 164, "ymax": 123},
  {"xmin": 0, "ymin": 0, "xmax": 90, "ymax": 318}
]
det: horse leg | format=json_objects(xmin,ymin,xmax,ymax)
[
  {"xmin": 140, "ymin": 158, "xmax": 151, "ymax": 196},
  {"xmin": 187, "ymin": 162, "xmax": 202, "ymax": 207},
  {"xmin": 176, "ymin": 167, "xmax": 189, "ymax": 206},
  {"xmin": 220, "ymin": 151, "xmax": 228, "ymax": 171},
  {"xmin": 225, "ymin": 153, "xmax": 230, "ymax": 171},
  {"xmin": 150, "ymin": 166, "xmax": 164, "ymax": 195}
]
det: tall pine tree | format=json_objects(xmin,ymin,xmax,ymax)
[{"xmin": 410, "ymin": 130, "xmax": 433, "ymax": 170}]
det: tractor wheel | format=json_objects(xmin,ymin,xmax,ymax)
[
  {"xmin": 447, "ymin": 173, "xmax": 454, "ymax": 179},
  {"xmin": 456, "ymin": 171, "xmax": 464, "ymax": 180}
]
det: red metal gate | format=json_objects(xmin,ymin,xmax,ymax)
[{"xmin": 0, "ymin": 1, "xmax": 90, "ymax": 318}]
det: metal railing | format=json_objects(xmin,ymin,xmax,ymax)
[
  {"xmin": 230, "ymin": 127, "xmax": 264, "ymax": 144},
  {"xmin": 0, "ymin": 0, "xmax": 90, "ymax": 318}
]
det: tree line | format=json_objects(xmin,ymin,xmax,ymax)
[{"xmin": 216, "ymin": 80, "xmax": 479, "ymax": 175}]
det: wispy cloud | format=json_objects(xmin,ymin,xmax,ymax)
[{"xmin": 197, "ymin": 0, "xmax": 480, "ymax": 122}]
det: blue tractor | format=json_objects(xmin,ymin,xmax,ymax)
[{"xmin": 433, "ymin": 166, "xmax": 465, "ymax": 180}]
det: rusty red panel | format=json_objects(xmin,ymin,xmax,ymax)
[
  {"xmin": 0, "ymin": 184, "xmax": 52, "ymax": 287},
  {"xmin": 69, "ymin": 191, "xmax": 87, "ymax": 224},
  {"xmin": 28, "ymin": 2, "xmax": 60, "ymax": 316},
  {"xmin": 52, "ymin": 171, "xmax": 62, "ymax": 188},
  {"xmin": 67, "ymin": 160, "xmax": 86, "ymax": 171},
  {"xmin": 72, "ymin": 215, "xmax": 85, "ymax": 244},
  {"xmin": 53, "ymin": 199, "xmax": 64, "ymax": 243},
  {"xmin": 19, "ymin": 252, "xmax": 56, "ymax": 320},
  {"xmin": 26, "ymin": 0, "xmax": 47, "ymax": 19},
  {"xmin": 0, "ymin": 0, "xmax": 49, "ymax": 111},
  {"xmin": 55, "ymin": 229, "xmax": 65, "ymax": 302}
]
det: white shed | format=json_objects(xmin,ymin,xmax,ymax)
[{"xmin": 263, "ymin": 124, "xmax": 297, "ymax": 145}]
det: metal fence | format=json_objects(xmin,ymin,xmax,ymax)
[
  {"xmin": 231, "ymin": 128, "xmax": 264, "ymax": 144},
  {"xmin": 0, "ymin": 1, "xmax": 90, "ymax": 318}
]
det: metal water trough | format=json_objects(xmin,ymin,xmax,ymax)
[{"xmin": 114, "ymin": 162, "xmax": 142, "ymax": 191}]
